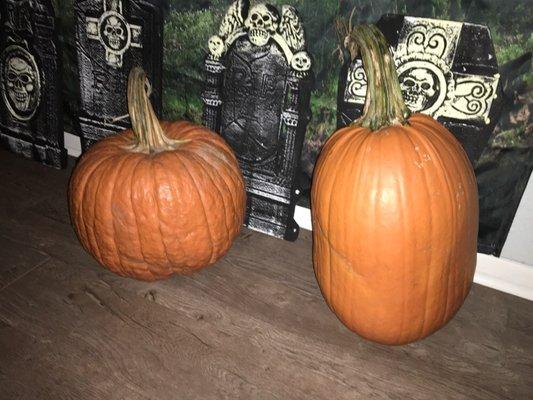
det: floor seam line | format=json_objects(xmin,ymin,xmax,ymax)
[{"xmin": 0, "ymin": 256, "xmax": 52, "ymax": 292}]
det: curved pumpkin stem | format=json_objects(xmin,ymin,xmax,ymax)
[
  {"xmin": 345, "ymin": 24, "xmax": 410, "ymax": 130},
  {"xmin": 127, "ymin": 67, "xmax": 188, "ymax": 153}
]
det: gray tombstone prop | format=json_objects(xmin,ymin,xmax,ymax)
[
  {"xmin": 0, "ymin": 0, "xmax": 66, "ymax": 168},
  {"xmin": 75, "ymin": 0, "xmax": 164, "ymax": 151},
  {"xmin": 338, "ymin": 15, "xmax": 502, "ymax": 165},
  {"xmin": 202, "ymin": 1, "xmax": 313, "ymax": 241}
]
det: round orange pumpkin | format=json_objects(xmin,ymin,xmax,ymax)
[
  {"xmin": 311, "ymin": 25, "xmax": 478, "ymax": 345},
  {"xmin": 69, "ymin": 68, "xmax": 246, "ymax": 281}
]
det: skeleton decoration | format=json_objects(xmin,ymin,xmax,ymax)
[
  {"xmin": 0, "ymin": 0, "xmax": 66, "ymax": 168},
  {"xmin": 339, "ymin": 15, "xmax": 502, "ymax": 164},
  {"xmin": 102, "ymin": 15, "xmax": 126, "ymax": 50},
  {"xmin": 399, "ymin": 68, "xmax": 437, "ymax": 111},
  {"xmin": 206, "ymin": 1, "xmax": 311, "ymax": 78},
  {"xmin": 75, "ymin": 0, "xmax": 164, "ymax": 151},
  {"xmin": 207, "ymin": 35, "xmax": 225, "ymax": 60},
  {"xmin": 2, "ymin": 46, "xmax": 40, "ymax": 120},
  {"xmin": 291, "ymin": 51, "xmax": 312, "ymax": 76},
  {"xmin": 245, "ymin": 4, "xmax": 280, "ymax": 47},
  {"xmin": 202, "ymin": 1, "xmax": 313, "ymax": 241}
]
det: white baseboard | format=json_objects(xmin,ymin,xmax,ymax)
[
  {"xmin": 294, "ymin": 204, "xmax": 313, "ymax": 231},
  {"xmin": 64, "ymin": 131, "xmax": 81, "ymax": 157},
  {"xmin": 501, "ymin": 174, "xmax": 533, "ymax": 265},
  {"xmin": 65, "ymin": 133, "xmax": 532, "ymax": 302},
  {"xmin": 295, "ymin": 206, "xmax": 533, "ymax": 302},
  {"xmin": 474, "ymin": 254, "xmax": 533, "ymax": 301}
]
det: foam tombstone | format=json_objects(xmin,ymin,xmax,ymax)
[
  {"xmin": 338, "ymin": 15, "xmax": 502, "ymax": 165},
  {"xmin": 0, "ymin": 0, "xmax": 66, "ymax": 168},
  {"xmin": 74, "ymin": 0, "xmax": 164, "ymax": 151},
  {"xmin": 202, "ymin": 0, "xmax": 313, "ymax": 241}
]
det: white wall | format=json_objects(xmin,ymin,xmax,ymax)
[{"xmin": 502, "ymin": 173, "xmax": 533, "ymax": 265}]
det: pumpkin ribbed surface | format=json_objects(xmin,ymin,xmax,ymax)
[
  {"xmin": 311, "ymin": 24, "xmax": 478, "ymax": 345},
  {"xmin": 312, "ymin": 113, "xmax": 478, "ymax": 344},
  {"xmin": 69, "ymin": 119, "xmax": 246, "ymax": 281}
]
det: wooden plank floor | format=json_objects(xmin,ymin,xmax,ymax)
[{"xmin": 0, "ymin": 148, "xmax": 532, "ymax": 400}]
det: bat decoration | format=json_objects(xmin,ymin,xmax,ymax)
[
  {"xmin": 279, "ymin": 5, "xmax": 305, "ymax": 52},
  {"xmin": 218, "ymin": 0, "xmax": 249, "ymax": 39}
]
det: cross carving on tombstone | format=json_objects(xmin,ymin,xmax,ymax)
[{"xmin": 85, "ymin": 0, "xmax": 142, "ymax": 68}]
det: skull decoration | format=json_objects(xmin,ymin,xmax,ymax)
[
  {"xmin": 291, "ymin": 51, "xmax": 311, "ymax": 76},
  {"xmin": 103, "ymin": 15, "xmax": 126, "ymax": 50},
  {"xmin": 4, "ymin": 55, "xmax": 38, "ymax": 116},
  {"xmin": 244, "ymin": 4, "xmax": 280, "ymax": 47},
  {"xmin": 208, "ymin": 35, "xmax": 225, "ymax": 60},
  {"xmin": 400, "ymin": 68, "xmax": 437, "ymax": 112}
]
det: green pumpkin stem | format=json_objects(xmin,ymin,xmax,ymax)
[
  {"xmin": 345, "ymin": 24, "xmax": 410, "ymax": 130},
  {"xmin": 127, "ymin": 67, "xmax": 187, "ymax": 153}
]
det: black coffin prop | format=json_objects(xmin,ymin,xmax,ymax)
[
  {"xmin": 74, "ymin": 0, "xmax": 164, "ymax": 151},
  {"xmin": 338, "ymin": 14, "xmax": 502, "ymax": 165},
  {"xmin": 202, "ymin": 1, "xmax": 313, "ymax": 241},
  {"xmin": 0, "ymin": 0, "xmax": 66, "ymax": 168}
]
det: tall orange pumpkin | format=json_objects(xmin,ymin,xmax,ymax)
[
  {"xmin": 69, "ymin": 68, "xmax": 246, "ymax": 281},
  {"xmin": 311, "ymin": 25, "xmax": 478, "ymax": 345}
]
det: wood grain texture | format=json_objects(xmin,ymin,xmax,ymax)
[
  {"xmin": 0, "ymin": 236, "xmax": 50, "ymax": 290},
  {"xmin": 0, "ymin": 148, "xmax": 532, "ymax": 400}
]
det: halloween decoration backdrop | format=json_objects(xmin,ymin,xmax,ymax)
[{"xmin": 52, "ymin": 0, "xmax": 531, "ymax": 256}]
